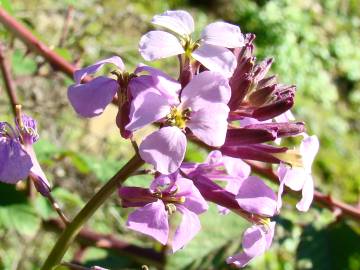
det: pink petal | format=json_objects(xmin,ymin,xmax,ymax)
[
  {"xmin": 127, "ymin": 200, "xmax": 169, "ymax": 245},
  {"xmin": 0, "ymin": 138, "xmax": 32, "ymax": 184},
  {"xmin": 242, "ymin": 225, "xmax": 267, "ymax": 257},
  {"xmin": 296, "ymin": 174, "xmax": 314, "ymax": 212},
  {"xmin": 187, "ymin": 103, "xmax": 229, "ymax": 147},
  {"xmin": 134, "ymin": 64, "xmax": 182, "ymax": 97},
  {"xmin": 171, "ymin": 205, "xmax": 201, "ymax": 253},
  {"xmin": 181, "ymin": 71, "xmax": 231, "ymax": 110},
  {"xmin": 223, "ymin": 155, "xmax": 251, "ymax": 179},
  {"xmin": 192, "ymin": 44, "xmax": 237, "ymax": 77},
  {"xmin": 236, "ymin": 176, "xmax": 277, "ymax": 216},
  {"xmin": 201, "ymin": 22, "xmax": 244, "ymax": 48},
  {"xmin": 151, "ymin": 10, "xmax": 194, "ymax": 37},
  {"xmin": 68, "ymin": 76, "xmax": 118, "ymax": 117},
  {"xmin": 226, "ymin": 252, "xmax": 253, "ymax": 268},
  {"xmin": 126, "ymin": 76, "xmax": 174, "ymax": 131},
  {"xmin": 175, "ymin": 177, "xmax": 208, "ymax": 214},
  {"xmin": 139, "ymin": 31, "xmax": 184, "ymax": 61},
  {"xmin": 139, "ymin": 127, "xmax": 187, "ymax": 174},
  {"xmin": 74, "ymin": 56, "xmax": 124, "ymax": 83},
  {"xmin": 265, "ymin": 222, "xmax": 276, "ymax": 249},
  {"xmin": 300, "ymin": 135, "xmax": 319, "ymax": 173}
]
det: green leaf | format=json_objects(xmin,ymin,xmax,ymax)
[
  {"xmin": 11, "ymin": 49, "xmax": 37, "ymax": 76},
  {"xmin": 9, "ymin": 204, "xmax": 41, "ymax": 237},
  {"xmin": 296, "ymin": 221, "xmax": 360, "ymax": 270}
]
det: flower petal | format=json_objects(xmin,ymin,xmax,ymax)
[
  {"xmin": 68, "ymin": 76, "xmax": 118, "ymax": 117},
  {"xmin": 139, "ymin": 31, "xmax": 185, "ymax": 61},
  {"xmin": 171, "ymin": 205, "xmax": 201, "ymax": 252},
  {"xmin": 139, "ymin": 127, "xmax": 187, "ymax": 174},
  {"xmin": 281, "ymin": 165, "xmax": 307, "ymax": 191},
  {"xmin": 226, "ymin": 252, "xmax": 253, "ymax": 268},
  {"xmin": 223, "ymin": 155, "xmax": 251, "ymax": 179},
  {"xmin": 296, "ymin": 174, "xmax": 314, "ymax": 212},
  {"xmin": 74, "ymin": 56, "xmax": 124, "ymax": 83},
  {"xmin": 242, "ymin": 225, "xmax": 267, "ymax": 257},
  {"xmin": 0, "ymin": 138, "xmax": 32, "ymax": 184},
  {"xmin": 151, "ymin": 10, "xmax": 194, "ymax": 37},
  {"xmin": 127, "ymin": 200, "xmax": 169, "ymax": 245},
  {"xmin": 187, "ymin": 103, "xmax": 229, "ymax": 147},
  {"xmin": 300, "ymin": 135, "xmax": 319, "ymax": 173},
  {"xmin": 25, "ymin": 145, "xmax": 51, "ymax": 196},
  {"xmin": 192, "ymin": 44, "xmax": 236, "ymax": 77},
  {"xmin": 201, "ymin": 22, "xmax": 244, "ymax": 48},
  {"xmin": 126, "ymin": 76, "xmax": 175, "ymax": 131},
  {"xmin": 175, "ymin": 177, "xmax": 208, "ymax": 214},
  {"xmin": 134, "ymin": 64, "xmax": 182, "ymax": 97},
  {"xmin": 181, "ymin": 71, "xmax": 231, "ymax": 110},
  {"xmin": 236, "ymin": 176, "xmax": 277, "ymax": 216}
]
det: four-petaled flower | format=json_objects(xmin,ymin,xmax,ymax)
[
  {"xmin": 139, "ymin": 10, "xmax": 244, "ymax": 77},
  {"xmin": 126, "ymin": 67, "xmax": 231, "ymax": 174},
  {"xmin": 119, "ymin": 172, "xmax": 208, "ymax": 252}
]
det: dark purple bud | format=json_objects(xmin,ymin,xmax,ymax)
[
  {"xmin": 116, "ymin": 101, "xmax": 132, "ymax": 139},
  {"xmin": 248, "ymin": 84, "xmax": 277, "ymax": 106},
  {"xmin": 224, "ymin": 128, "xmax": 277, "ymax": 145},
  {"xmin": 245, "ymin": 122, "xmax": 305, "ymax": 138},
  {"xmin": 228, "ymin": 74, "xmax": 252, "ymax": 111},
  {"xmin": 253, "ymin": 58, "xmax": 273, "ymax": 83},
  {"xmin": 257, "ymin": 75, "xmax": 277, "ymax": 89},
  {"xmin": 118, "ymin": 186, "xmax": 156, "ymax": 208},
  {"xmin": 252, "ymin": 97, "xmax": 294, "ymax": 121},
  {"xmin": 220, "ymin": 144, "xmax": 288, "ymax": 163}
]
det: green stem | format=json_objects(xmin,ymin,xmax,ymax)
[{"xmin": 41, "ymin": 155, "xmax": 144, "ymax": 270}]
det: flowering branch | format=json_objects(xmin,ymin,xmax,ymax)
[
  {"xmin": 40, "ymin": 155, "xmax": 144, "ymax": 270},
  {"xmin": 0, "ymin": 6, "xmax": 358, "ymax": 223}
]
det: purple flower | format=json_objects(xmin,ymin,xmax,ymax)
[
  {"xmin": 183, "ymin": 151, "xmax": 277, "ymax": 217},
  {"xmin": 126, "ymin": 69, "xmax": 231, "ymax": 174},
  {"xmin": 68, "ymin": 56, "xmax": 125, "ymax": 118},
  {"xmin": 119, "ymin": 172, "xmax": 208, "ymax": 252},
  {"xmin": 184, "ymin": 150, "xmax": 250, "ymax": 214},
  {"xmin": 0, "ymin": 115, "xmax": 50, "ymax": 195},
  {"xmin": 277, "ymin": 135, "xmax": 319, "ymax": 212},
  {"xmin": 226, "ymin": 222, "xmax": 276, "ymax": 268},
  {"xmin": 139, "ymin": 10, "xmax": 244, "ymax": 77}
]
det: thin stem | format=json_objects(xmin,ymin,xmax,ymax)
[
  {"xmin": 0, "ymin": 42, "xmax": 19, "ymax": 116},
  {"xmin": 40, "ymin": 155, "xmax": 144, "ymax": 270},
  {"xmin": 47, "ymin": 193, "xmax": 70, "ymax": 225}
]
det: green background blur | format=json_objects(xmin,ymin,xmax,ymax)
[{"xmin": 0, "ymin": 0, "xmax": 359, "ymax": 269}]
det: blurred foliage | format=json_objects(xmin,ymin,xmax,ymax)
[{"xmin": 0, "ymin": 0, "xmax": 359, "ymax": 269}]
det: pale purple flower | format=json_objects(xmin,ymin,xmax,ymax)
[
  {"xmin": 119, "ymin": 172, "xmax": 208, "ymax": 252},
  {"xmin": 277, "ymin": 135, "xmax": 319, "ymax": 212},
  {"xmin": 139, "ymin": 10, "xmax": 244, "ymax": 77},
  {"xmin": 0, "ymin": 115, "xmax": 50, "ymax": 195},
  {"xmin": 126, "ymin": 69, "xmax": 231, "ymax": 174},
  {"xmin": 227, "ymin": 222, "xmax": 276, "ymax": 268},
  {"xmin": 185, "ymin": 150, "xmax": 250, "ymax": 214},
  {"xmin": 68, "ymin": 56, "xmax": 124, "ymax": 117}
]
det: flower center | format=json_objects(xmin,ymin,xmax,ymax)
[
  {"xmin": 181, "ymin": 37, "xmax": 200, "ymax": 58},
  {"xmin": 152, "ymin": 184, "xmax": 186, "ymax": 214},
  {"xmin": 166, "ymin": 107, "xmax": 192, "ymax": 129}
]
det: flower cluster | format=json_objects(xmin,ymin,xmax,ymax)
[{"xmin": 67, "ymin": 10, "xmax": 319, "ymax": 268}]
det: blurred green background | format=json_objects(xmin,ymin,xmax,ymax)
[{"xmin": 0, "ymin": 0, "xmax": 359, "ymax": 269}]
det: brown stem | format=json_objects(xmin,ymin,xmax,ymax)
[
  {"xmin": 0, "ymin": 42, "xmax": 19, "ymax": 115},
  {"xmin": 59, "ymin": 6, "xmax": 74, "ymax": 47}
]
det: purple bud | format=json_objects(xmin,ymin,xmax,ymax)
[{"xmin": 224, "ymin": 128, "xmax": 277, "ymax": 145}]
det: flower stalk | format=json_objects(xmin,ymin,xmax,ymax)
[{"xmin": 40, "ymin": 154, "xmax": 144, "ymax": 270}]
